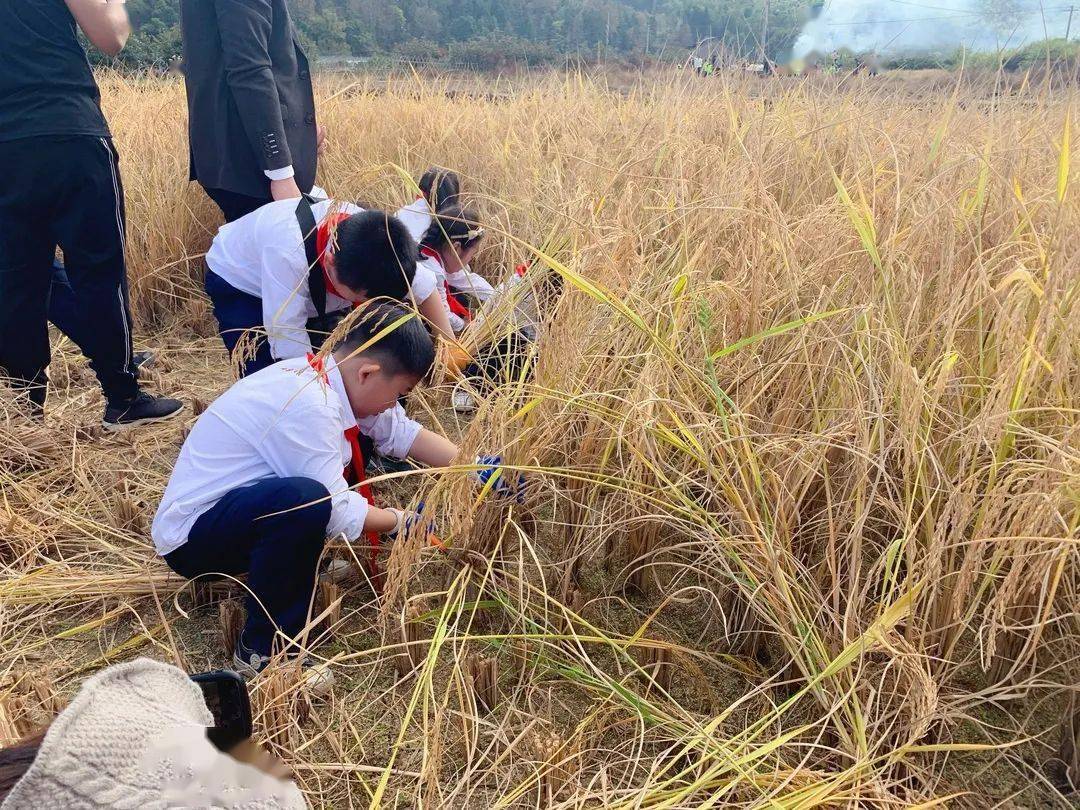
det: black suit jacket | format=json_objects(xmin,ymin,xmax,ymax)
[{"xmin": 180, "ymin": 0, "xmax": 317, "ymax": 199}]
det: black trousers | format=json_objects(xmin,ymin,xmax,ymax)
[
  {"xmin": 203, "ymin": 186, "xmax": 271, "ymax": 224},
  {"xmin": 164, "ymin": 476, "xmax": 331, "ymax": 657},
  {"xmin": 0, "ymin": 136, "xmax": 138, "ymax": 406}
]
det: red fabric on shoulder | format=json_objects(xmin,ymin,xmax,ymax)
[
  {"xmin": 420, "ymin": 246, "xmax": 472, "ymax": 321},
  {"xmin": 316, "ymin": 212, "xmax": 353, "ymax": 302},
  {"xmin": 306, "ymin": 352, "xmax": 382, "ymax": 582}
]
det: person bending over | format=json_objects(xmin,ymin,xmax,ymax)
[
  {"xmin": 396, "ymin": 168, "xmax": 495, "ymax": 309},
  {"xmin": 395, "ymin": 166, "xmax": 460, "ymax": 242},
  {"xmin": 417, "ymin": 203, "xmax": 488, "ymax": 336},
  {"xmin": 151, "ymin": 302, "xmax": 522, "ymax": 687},
  {"xmin": 203, "ymin": 196, "xmax": 453, "ymax": 377}
]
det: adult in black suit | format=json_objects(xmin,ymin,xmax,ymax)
[{"xmin": 180, "ymin": 0, "xmax": 326, "ymax": 222}]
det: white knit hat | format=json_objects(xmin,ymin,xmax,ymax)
[{"xmin": 1, "ymin": 658, "xmax": 308, "ymax": 809}]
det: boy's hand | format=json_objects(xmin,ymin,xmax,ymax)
[
  {"xmin": 385, "ymin": 504, "xmax": 435, "ymax": 540},
  {"xmin": 472, "ymin": 455, "xmax": 527, "ymax": 504}
]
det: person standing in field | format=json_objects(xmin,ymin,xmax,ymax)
[
  {"xmin": 180, "ymin": 0, "xmax": 326, "ymax": 223},
  {"xmin": 0, "ymin": 0, "xmax": 184, "ymax": 429}
]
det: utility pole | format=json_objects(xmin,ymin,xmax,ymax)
[
  {"xmin": 1067, "ymin": 5, "xmax": 1075, "ymax": 41},
  {"xmin": 760, "ymin": 0, "xmax": 771, "ymax": 67}
]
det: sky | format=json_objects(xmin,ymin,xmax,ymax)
[{"xmin": 792, "ymin": 0, "xmax": 1077, "ymax": 57}]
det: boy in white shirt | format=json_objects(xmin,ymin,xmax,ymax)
[
  {"xmin": 152, "ymin": 302, "xmax": 521, "ymax": 682},
  {"xmin": 203, "ymin": 197, "xmax": 453, "ymax": 377}
]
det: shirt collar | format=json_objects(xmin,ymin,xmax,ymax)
[{"xmin": 321, "ymin": 355, "xmax": 360, "ymax": 430}]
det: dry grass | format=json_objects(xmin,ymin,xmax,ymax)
[{"xmin": 1, "ymin": 67, "xmax": 1078, "ymax": 807}]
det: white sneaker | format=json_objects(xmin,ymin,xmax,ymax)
[
  {"xmin": 321, "ymin": 558, "xmax": 360, "ymax": 585},
  {"xmin": 452, "ymin": 385, "xmax": 477, "ymax": 414},
  {"xmin": 297, "ymin": 663, "xmax": 335, "ymax": 697},
  {"xmin": 232, "ymin": 639, "xmax": 336, "ymax": 697}
]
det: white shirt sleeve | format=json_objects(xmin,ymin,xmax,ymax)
[
  {"xmin": 257, "ymin": 402, "xmax": 369, "ymax": 541},
  {"xmin": 446, "ymin": 266, "xmax": 496, "ymax": 302},
  {"xmin": 260, "ymin": 243, "xmax": 315, "ymax": 361},
  {"xmin": 358, "ymin": 403, "xmax": 423, "ymax": 460},
  {"xmin": 448, "ymin": 309, "xmax": 466, "ymax": 334},
  {"xmin": 410, "ymin": 262, "xmax": 438, "ymax": 305},
  {"xmin": 265, "ymin": 166, "xmax": 295, "ymax": 181}
]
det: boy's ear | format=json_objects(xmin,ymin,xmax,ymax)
[{"xmin": 355, "ymin": 359, "xmax": 382, "ymax": 381}]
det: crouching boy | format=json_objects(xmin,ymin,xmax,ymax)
[{"xmin": 152, "ymin": 302, "xmax": 464, "ymax": 685}]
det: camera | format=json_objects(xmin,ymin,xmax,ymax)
[{"xmin": 190, "ymin": 670, "xmax": 252, "ymax": 751}]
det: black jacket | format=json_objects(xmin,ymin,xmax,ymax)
[{"xmin": 180, "ymin": 0, "xmax": 317, "ymax": 199}]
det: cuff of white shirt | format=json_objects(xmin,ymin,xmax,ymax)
[
  {"xmin": 264, "ymin": 165, "xmax": 295, "ymax": 181},
  {"xmin": 328, "ymin": 490, "xmax": 370, "ymax": 542},
  {"xmin": 381, "ymin": 416, "xmax": 424, "ymax": 460}
]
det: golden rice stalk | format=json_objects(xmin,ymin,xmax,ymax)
[
  {"xmin": 218, "ymin": 599, "xmax": 244, "ymax": 657},
  {"xmin": 395, "ymin": 598, "xmax": 429, "ymax": 677},
  {"xmin": 466, "ymin": 650, "xmax": 499, "ymax": 714},
  {"xmin": 1059, "ymin": 691, "xmax": 1080, "ymax": 792},
  {"xmin": 316, "ymin": 579, "xmax": 342, "ymax": 636},
  {"xmin": 526, "ymin": 721, "xmax": 582, "ymax": 806}
]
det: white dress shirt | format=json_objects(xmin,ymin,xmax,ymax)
[
  {"xmin": 396, "ymin": 197, "xmax": 432, "ymax": 243},
  {"xmin": 206, "ymin": 199, "xmax": 438, "ymax": 360},
  {"xmin": 151, "ymin": 357, "xmax": 422, "ymax": 556}
]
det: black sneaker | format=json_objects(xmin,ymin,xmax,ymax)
[{"xmin": 102, "ymin": 392, "xmax": 184, "ymax": 432}]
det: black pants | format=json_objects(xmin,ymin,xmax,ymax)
[
  {"xmin": 49, "ymin": 260, "xmax": 98, "ymax": 359},
  {"xmin": 203, "ymin": 186, "xmax": 271, "ymax": 224},
  {"xmin": 464, "ymin": 332, "xmax": 537, "ymax": 394},
  {"xmin": 0, "ymin": 136, "xmax": 138, "ymax": 407},
  {"xmin": 164, "ymin": 477, "xmax": 332, "ymax": 657}
]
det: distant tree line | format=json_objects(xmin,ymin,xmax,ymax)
[{"xmin": 103, "ymin": 0, "xmax": 810, "ymax": 69}]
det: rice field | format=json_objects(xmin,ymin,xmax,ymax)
[{"xmin": 1, "ymin": 68, "xmax": 1078, "ymax": 807}]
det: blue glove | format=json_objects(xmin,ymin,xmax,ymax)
[{"xmin": 473, "ymin": 455, "xmax": 527, "ymax": 504}]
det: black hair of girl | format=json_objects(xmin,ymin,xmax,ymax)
[
  {"xmin": 418, "ymin": 167, "xmax": 460, "ymax": 209},
  {"xmin": 0, "ymin": 728, "xmax": 46, "ymax": 800},
  {"xmin": 419, "ymin": 203, "xmax": 484, "ymax": 254}
]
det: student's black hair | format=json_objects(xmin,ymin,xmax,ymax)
[
  {"xmin": 333, "ymin": 301, "xmax": 436, "ymax": 381},
  {"xmin": 0, "ymin": 728, "xmax": 46, "ymax": 800},
  {"xmin": 419, "ymin": 203, "xmax": 485, "ymax": 254},
  {"xmin": 418, "ymin": 167, "xmax": 460, "ymax": 209},
  {"xmin": 333, "ymin": 210, "xmax": 418, "ymax": 302}
]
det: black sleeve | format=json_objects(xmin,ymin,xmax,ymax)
[{"xmin": 212, "ymin": 0, "xmax": 292, "ymax": 172}]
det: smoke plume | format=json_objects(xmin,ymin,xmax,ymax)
[{"xmin": 793, "ymin": 1, "xmax": 1075, "ymax": 58}]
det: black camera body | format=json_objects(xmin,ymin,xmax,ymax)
[{"xmin": 190, "ymin": 670, "xmax": 252, "ymax": 751}]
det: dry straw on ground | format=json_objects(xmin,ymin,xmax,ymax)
[{"xmin": 0, "ymin": 67, "xmax": 1077, "ymax": 807}]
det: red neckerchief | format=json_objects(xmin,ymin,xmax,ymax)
[
  {"xmin": 316, "ymin": 213, "xmax": 353, "ymax": 303},
  {"xmin": 420, "ymin": 245, "xmax": 471, "ymax": 321},
  {"xmin": 306, "ymin": 352, "xmax": 382, "ymax": 581}
]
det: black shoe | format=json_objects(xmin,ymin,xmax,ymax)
[
  {"xmin": 132, "ymin": 350, "xmax": 156, "ymax": 373},
  {"xmin": 103, "ymin": 392, "xmax": 184, "ymax": 432}
]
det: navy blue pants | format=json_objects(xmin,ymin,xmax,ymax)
[
  {"xmin": 163, "ymin": 477, "xmax": 331, "ymax": 657},
  {"xmin": 204, "ymin": 269, "xmax": 275, "ymax": 378},
  {"xmin": 205, "ymin": 269, "xmax": 348, "ymax": 378}
]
